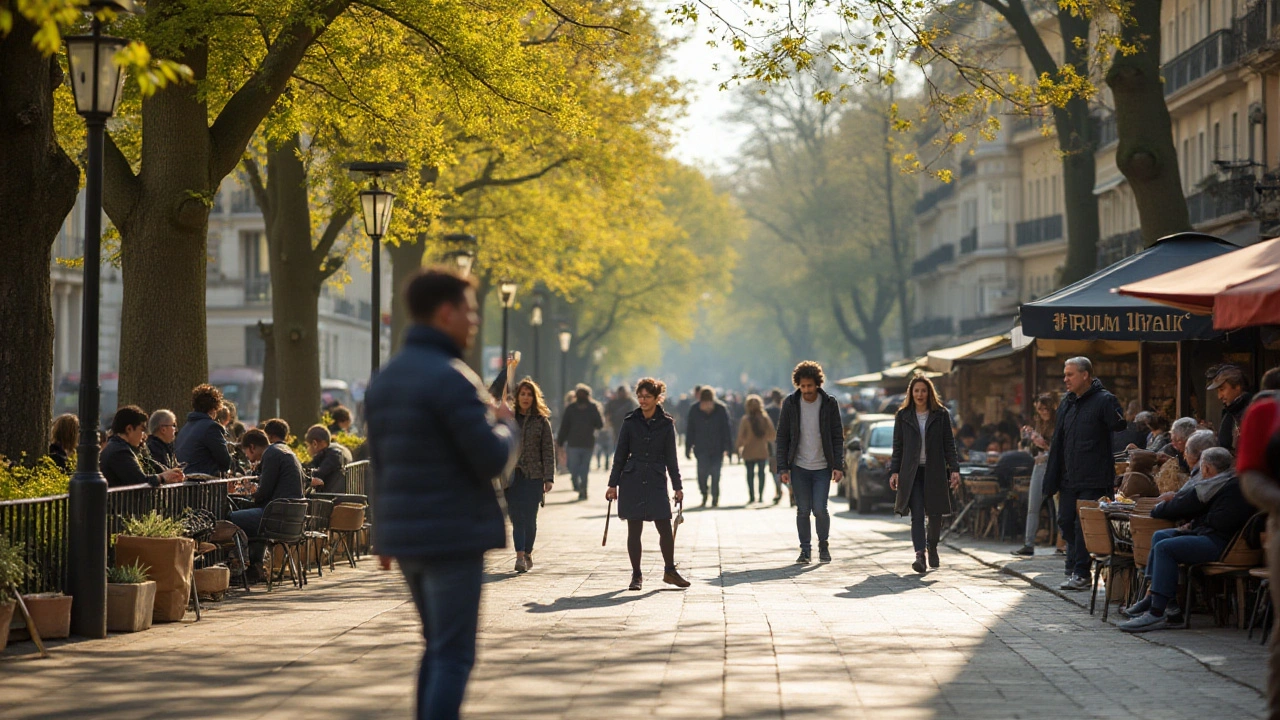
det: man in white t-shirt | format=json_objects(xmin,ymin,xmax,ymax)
[{"xmin": 775, "ymin": 361, "xmax": 846, "ymax": 563}]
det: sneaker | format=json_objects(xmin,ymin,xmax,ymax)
[
  {"xmin": 700, "ymin": 497, "xmax": 708, "ymax": 508},
  {"xmin": 1118, "ymin": 611, "xmax": 1170, "ymax": 633},
  {"xmin": 818, "ymin": 543, "xmax": 832, "ymax": 563},
  {"xmin": 1059, "ymin": 575, "xmax": 1090, "ymax": 591},
  {"xmin": 1121, "ymin": 595, "xmax": 1152, "ymax": 619},
  {"xmin": 663, "ymin": 568, "xmax": 691, "ymax": 588},
  {"xmin": 796, "ymin": 550, "xmax": 811, "ymax": 564},
  {"xmin": 1010, "ymin": 545, "xmax": 1035, "ymax": 557},
  {"xmin": 514, "ymin": 556, "xmax": 528, "ymax": 573},
  {"xmin": 912, "ymin": 552, "xmax": 927, "ymax": 574},
  {"xmin": 525, "ymin": 553, "xmax": 534, "ymax": 570},
  {"xmin": 773, "ymin": 495, "xmax": 782, "ymax": 505},
  {"xmin": 628, "ymin": 574, "xmax": 643, "ymax": 591},
  {"xmin": 927, "ymin": 545, "xmax": 940, "ymax": 569}
]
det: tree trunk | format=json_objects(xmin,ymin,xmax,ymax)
[
  {"xmin": 388, "ymin": 237, "xmax": 425, "ymax": 354},
  {"xmin": 882, "ymin": 92, "xmax": 912, "ymax": 358},
  {"xmin": 465, "ymin": 276, "xmax": 490, "ymax": 375},
  {"xmin": 258, "ymin": 322, "xmax": 278, "ymax": 420},
  {"xmin": 1055, "ymin": 12, "xmax": 1102, "ymax": 283},
  {"xmin": 0, "ymin": 20, "xmax": 81, "ymax": 462},
  {"xmin": 1107, "ymin": 0, "xmax": 1191, "ymax": 244}
]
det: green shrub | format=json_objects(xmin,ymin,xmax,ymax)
[
  {"xmin": 0, "ymin": 535, "xmax": 30, "ymax": 603},
  {"xmin": 107, "ymin": 559, "xmax": 151, "ymax": 584},
  {"xmin": 0, "ymin": 455, "xmax": 72, "ymax": 501},
  {"xmin": 119, "ymin": 510, "xmax": 186, "ymax": 539}
]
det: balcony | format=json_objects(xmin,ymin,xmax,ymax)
[
  {"xmin": 914, "ymin": 183, "xmax": 955, "ymax": 215},
  {"xmin": 1186, "ymin": 175, "xmax": 1256, "ymax": 225},
  {"xmin": 911, "ymin": 316, "xmax": 953, "ymax": 338},
  {"xmin": 911, "ymin": 244, "xmax": 955, "ymax": 276},
  {"xmin": 959, "ymin": 228, "xmax": 978, "ymax": 254},
  {"xmin": 1015, "ymin": 214, "xmax": 1064, "ymax": 247},
  {"xmin": 1234, "ymin": 0, "xmax": 1277, "ymax": 57},
  {"xmin": 244, "ymin": 274, "xmax": 271, "ymax": 304},
  {"xmin": 1096, "ymin": 229, "xmax": 1144, "ymax": 269},
  {"xmin": 230, "ymin": 189, "xmax": 259, "ymax": 214},
  {"xmin": 1095, "ymin": 113, "xmax": 1118, "ymax": 148},
  {"xmin": 1164, "ymin": 30, "xmax": 1238, "ymax": 96}
]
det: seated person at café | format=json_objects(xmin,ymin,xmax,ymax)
[
  {"xmin": 101, "ymin": 406, "xmax": 184, "ymax": 488},
  {"xmin": 327, "ymin": 405, "xmax": 353, "ymax": 436},
  {"xmin": 145, "ymin": 409, "xmax": 179, "ymax": 470},
  {"xmin": 1118, "ymin": 447, "xmax": 1256, "ymax": 633},
  {"xmin": 992, "ymin": 449, "xmax": 1034, "ymax": 487},
  {"xmin": 1117, "ymin": 450, "xmax": 1160, "ymax": 498},
  {"xmin": 1157, "ymin": 418, "xmax": 1200, "ymax": 473},
  {"xmin": 304, "ymin": 424, "xmax": 352, "ymax": 494},
  {"xmin": 1144, "ymin": 414, "xmax": 1171, "ymax": 454},
  {"xmin": 175, "ymin": 384, "xmax": 232, "ymax": 477},
  {"xmin": 1158, "ymin": 429, "xmax": 1218, "ymax": 494},
  {"xmin": 227, "ymin": 420, "xmax": 305, "ymax": 580}
]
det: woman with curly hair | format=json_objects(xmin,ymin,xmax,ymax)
[
  {"xmin": 509, "ymin": 378, "xmax": 556, "ymax": 573},
  {"xmin": 606, "ymin": 377, "xmax": 690, "ymax": 591}
]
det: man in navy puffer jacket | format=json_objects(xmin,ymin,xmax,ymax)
[{"xmin": 365, "ymin": 268, "xmax": 517, "ymax": 720}]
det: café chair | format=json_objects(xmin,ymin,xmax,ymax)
[
  {"xmin": 253, "ymin": 499, "xmax": 309, "ymax": 592},
  {"xmin": 1080, "ymin": 506, "xmax": 1134, "ymax": 622},
  {"xmin": 303, "ymin": 498, "xmax": 335, "ymax": 580},
  {"xmin": 1183, "ymin": 513, "xmax": 1266, "ymax": 629},
  {"xmin": 1248, "ymin": 532, "xmax": 1271, "ymax": 643},
  {"xmin": 329, "ymin": 501, "xmax": 367, "ymax": 570},
  {"xmin": 1129, "ymin": 514, "xmax": 1176, "ymax": 601}
]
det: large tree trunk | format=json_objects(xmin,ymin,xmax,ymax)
[
  {"xmin": 0, "ymin": 20, "xmax": 81, "ymax": 462},
  {"xmin": 388, "ymin": 237, "xmax": 424, "ymax": 354},
  {"xmin": 258, "ymin": 322, "xmax": 278, "ymax": 419},
  {"xmin": 881, "ymin": 93, "xmax": 912, "ymax": 358},
  {"xmin": 1107, "ymin": 0, "xmax": 1191, "ymax": 244},
  {"xmin": 1055, "ymin": 12, "xmax": 1102, "ymax": 283}
]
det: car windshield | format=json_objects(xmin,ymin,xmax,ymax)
[{"xmin": 868, "ymin": 425, "xmax": 894, "ymax": 449}]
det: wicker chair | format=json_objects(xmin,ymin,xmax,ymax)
[
  {"xmin": 1184, "ymin": 514, "xmax": 1266, "ymax": 629},
  {"xmin": 1080, "ymin": 506, "xmax": 1134, "ymax": 621},
  {"xmin": 1129, "ymin": 514, "xmax": 1176, "ymax": 601}
]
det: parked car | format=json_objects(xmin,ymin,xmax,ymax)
[
  {"xmin": 847, "ymin": 419, "xmax": 896, "ymax": 514},
  {"xmin": 839, "ymin": 413, "xmax": 893, "ymax": 505}
]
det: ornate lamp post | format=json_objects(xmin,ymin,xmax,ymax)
[
  {"xmin": 348, "ymin": 161, "xmax": 406, "ymax": 374},
  {"xmin": 558, "ymin": 322, "xmax": 573, "ymax": 406},
  {"xmin": 442, "ymin": 233, "xmax": 477, "ymax": 277},
  {"xmin": 529, "ymin": 292, "xmax": 544, "ymax": 382},
  {"xmin": 498, "ymin": 280, "xmax": 518, "ymax": 375},
  {"xmin": 64, "ymin": 0, "xmax": 134, "ymax": 639}
]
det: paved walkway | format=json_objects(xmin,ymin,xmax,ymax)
[{"xmin": 0, "ymin": 460, "xmax": 1267, "ymax": 719}]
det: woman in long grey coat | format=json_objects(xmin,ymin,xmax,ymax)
[
  {"xmin": 606, "ymin": 377, "xmax": 691, "ymax": 591},
  {"xmin": 888, "ymin": 375, "xmax": 961, "ymax": 574}
]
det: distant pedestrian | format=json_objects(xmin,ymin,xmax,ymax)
[
  {"xmin": 776, "ymin": 361, "xmax": 845, "ymax": 564},
  {"xmin": 509, "ymin": 379, "xmax": 556, "ymax": 574},
  {"xmin": 606, "ymin": 377, "xmax": 689, "ymax": 591},
  {"xmin": 557, "ymin": 385, "xmax": 604, "ymax": 501},
  {"xmin": 888, "ymin": 375, "xmax": 960, "ymax": 573},
  {"xmin": 48, "ymin": 413, "xmax": 78, "ymax": 471},
  {"xmin": 686, "ymin": 387, "xmax": 732, "ymax": 507},
  {"xmin": 736, "ymin": 395, "xmax": 776, "ymax": 504},
  {"xmin": 1042, "ymin": 356, "xmax": 1127, "ymax": 592},
  {"xmin": 765, "ymin": 389, "xmax": 785, "ymax": 505},
  {"xmin": 1012, "ymin": 393, "xmax": 1056, "ymax": 557},
  {"xmin": 365, "ymin": 268, "xmax": 518, "ymax": 720},
  {"xmin": 603, "ymin": 385, "xmax": 638, "ymax": 470}
]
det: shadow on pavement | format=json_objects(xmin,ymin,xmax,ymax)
[
  {"xmin": 836, "ymin": 572, "xmax": 937, "ymax": 599},
  {"xmin": 714, "ymin": 563, "xmax": 822, "ymax": 587},
  {"xmin": 523, "ymin": 589, "xmax": 660, "ymax": 613}
]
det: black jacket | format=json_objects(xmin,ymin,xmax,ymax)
[
  {"xmin": 608, "ymin": 407, "xmax": 682, "ymax": 521},
  {"xmin": 307, "ymin": 443, "xmax": 352, "ymax": 494},
  {"xmin": 1220, "ymin": 392, "xmax": 1253, "ymax": 454},
  {"xmin": 685, "ymin": 400, "xmax": 733, "ymax": 460},
  {"xmin": 775, "ymin": 388, "xmax": 845, "ymax": 474},
  {"xmin": 48, "ymin": 443, "xmax": 71, "ymax": 472},
  {"xmin": 100, "ymin": 436, "xmax": 162, "ymax": 488},
  {"xmin": 557, "ymin": 399, "xmax": 604, "ymax": 449},
  {"xmin": 1043, "ymin": 378, "xmax": 1127, "ymax": 494},
  {"xmin": 252, "ymin": 441, "xmax": 305, "ymax": 507},
  {"xmin": 146, "ymin": 435, "xmax": 178, "ymax": 470},
  {"xmin": 175, "ymin": 412, "xmax": 232, "ymax": 477},
  {"xmin": 888, "ymin": 406, "xmax": 960, "ymax": 516},
  {"xmin": 1152, "ymin": 472, "xmax": 1257, "ymax": 543}
]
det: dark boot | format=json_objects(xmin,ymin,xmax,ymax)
[
  {"xmin": 628, "ymin": 573, "xmax": 643, "ymax": 591},
  {"xmin": 927, "ymin": 544, "xmax": 940, "ymax": 569},
  {"xmin": 911, "ymin": 551, "xmax": 927, "ymax": 574},
  {"xmin": 818, "ymin": 542, "xmax": 832, "ymax": 563},
  {"xmin": 663, "ymin": 567, "xmax": 690, "ymax": 588}
]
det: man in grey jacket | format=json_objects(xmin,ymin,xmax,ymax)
[{"xmin": 366, "ymin": 268, "xmax": 517, "ymax": 720}]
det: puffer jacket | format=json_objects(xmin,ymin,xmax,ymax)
[
  {"xmin": 1043, "ymin": 378, "xmax": 1127, "ymax": 495},
  {"xmin": 365, "ymin": 325, "xmax": 518, "ymax": 558},
  {"xmin": 516, "ymin": 412, "xmax": 556, "ymax": 480}
]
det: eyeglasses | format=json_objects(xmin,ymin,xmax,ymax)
[
  {"xmin": 160, "ymin": 424, "xmax": 176, "ymax": 429},
  {"xmin": 636, "ymin": 394, "xmax": 656, "ymax": 400}
]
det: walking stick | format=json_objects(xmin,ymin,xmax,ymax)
[
  {"xmin": 5, "ymin": 582, "xmax": 46, "ymax": 658},
  {"xmin": 602, "ymin": 500, "xmax": 613, "ymax": 546}
]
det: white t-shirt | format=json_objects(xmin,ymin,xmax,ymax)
[
  {"xmin": 917, "ymin": 411, "xmax": 929, "ymax": 464},
  {"xmin": 795, "ymin": 396, "xmax": 827, "ymax": 470}
]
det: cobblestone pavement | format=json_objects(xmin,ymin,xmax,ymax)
[{"xmin": 0, "ymin": 460, "xmax": 1266, "ymax": 719}]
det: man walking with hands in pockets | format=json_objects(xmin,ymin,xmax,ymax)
[{"xmin": 776, "ymin": 361, "xmax": 846, "ymax": 563}]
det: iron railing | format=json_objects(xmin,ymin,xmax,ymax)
[
  {"xmin": 911, "ymin": 244, "xmax": 955, "ymax": 276},
  {"xmin": 1186, "ymin": 175, "xmax": 1256, "ymax": 224},
  {"xmin": 1015, "ymin": 214, "xmax": 1064, "ymax": 246},
  {"xmin": 914, "ymin": 183, "xmax": 955, "ymax": 215},
  {"xmin": 911, "ymin": 316, "xmax": 953, "ymax": 338},
  {"xmin": 1096, "ymin": 229, "xmax": 1145, "ymax": 269},
  {"xmin": 1164, "ymin": 30, "xmax": 1238, "ymax": 96},
  {"xmin": 959, "ymin": 228, "xmax": 979, "ymax": 254}
]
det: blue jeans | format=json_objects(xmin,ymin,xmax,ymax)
[
  {"xmin": 695, "ymin": 455, "xmax": 723, "ymax": 501},
  {"xmin": 1146, "ymin": 529, "xmax": 1226, "ymax": 609},
  {"xmin": 566, "ymin": 447, "xmax": 592, "ymax": 495},
  {"xmin": 790, "ymin": 467, "xmax": 832, "ymax": 551},
  {"xmin": 399, "ymin": 553, "xmax": 486, "ymax": 720},
  {"xmin": 745, "ymin": 460, "xmax": 767, "ymax": 500},
  {"xmin": 508, "ymin": 497, "xmax": 540, "ymax": 553}
]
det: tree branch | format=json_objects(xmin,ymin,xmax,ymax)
[
  {"xmin": 102, "ymin": 133, "xmax": 141, "ymax": 228},
  {"xmin": 314, "ymin": 207, "xmax": 354, "ymax": 263},
  {"xmin": 451, "ymin": 156, "xmax": 575, "ymax": 197}
]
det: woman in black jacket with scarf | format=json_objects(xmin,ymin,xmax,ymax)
[
  {"xmin": 606, "ymin": 378, "xmax": 691, "ymax": 591},
  {"xmin": 888, "ymin": 375, "xmax": 961, "ymax": 573}
]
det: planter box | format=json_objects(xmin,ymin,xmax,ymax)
[
  {"xmin": 193, "ymin": 566, "xmax": 230, "ymax": 600},
  {"xmin": 107, "ymin": 581, "xmax": 157, "ymax": 633},
  {"xmin": 0, "ymin": 602, "xmax": 13, "ymax": 652},
  {"xmin": 115, "ymin": 536, "xmax": 195, "ymax": 623},
  {"xmin": 9, "ymin": 593, "xmax": 72, "ymax": 642}
]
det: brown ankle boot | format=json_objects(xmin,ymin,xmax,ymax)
[{"xmin": 663, "ymin": 567, "xmax": 691, "ymax": 588}]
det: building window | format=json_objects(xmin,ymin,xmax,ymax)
[
  {"xmin": 1213, "ymin": 122, "xmax": 1220, "ymax": 162},
  {"xmin": 1233, "ymin": 111, "xmax": 1240, "ymax": 159},
  {"xmin": 245, "ymin": 325, "xmax": 266, "ymax": 370},
  {"xmin": 242, "ymin": 231, "xmax": 270, "ymax": 303}
]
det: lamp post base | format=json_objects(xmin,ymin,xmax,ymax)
[{"xmin": 66, "ymin": 471, "xmax": 108, "ymax": 639}]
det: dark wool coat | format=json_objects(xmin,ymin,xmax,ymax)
[
  {"xmin": 888, "ymin": 406, "xmax": 960, "ymax": 516},
  {"xmin": 1043, "ymin": 378, "xmax": 1127, "ymax": 495},
  {"xmin": 608, "ymin": 407, "xmax": 683, "ymax": 521}
]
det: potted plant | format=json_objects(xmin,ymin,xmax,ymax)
[
  {"xmin": 107, "ymin": 560, "xmax": 156, "ymax": 633},
  {"xmin": 0, "ymin": 536, "xmax": 28, "ymax": 653},
  {"xmin": 114, "ymin": 511, "xmax": 194, "ymax": 623},
  {"xmin": 10, "ymin": 592, "xmax": 72, "ymax": 643}
]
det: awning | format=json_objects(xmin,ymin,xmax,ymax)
[
  {"xmin": 835, "ymin": 357, "xmax": 939, "ymax": 387},
  {"xmin": 1092, "ymin": 174, "xmax": 1126, "ymax": 195},
  {"xmin": 1018, "ymin": 232, "xmax": 1237, "ymax": 341},
  {"xmin": 926, "ymin": 334, "xmax": 1010, "ymax": 372},
  {"xmin": 1115, "ymin": 236, "xmax": 1280, "ymax": 329}
]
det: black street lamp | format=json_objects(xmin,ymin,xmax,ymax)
[
  {"xmin": 64, "ymin": 0, "xmax": 134, "ymax": 640},
  {"xmin": 442, "ymin": 233, "xmax": 477, "ymax": 277},
  {"xmin": 498, "ymin": 280, "xmax": 517, "ymax": 377},
  {"xmin": 558, "ymin": 323, "xmax": 573, "ymax": 407},
  {"xmin": 529, "ymin": 292, "xmax": 544, "ymax": 383},
  {"xmin": 348, "ymin": 161, "xmax": 406, "ymax": 375}
]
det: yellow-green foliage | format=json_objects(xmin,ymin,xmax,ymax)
[
  {"xmin": 0, "ymin": 535, "xmax": 30, "ymax": 603},
  {"xmin": 119, "ymin": 510, "xmax": 186, "ymax": 539},
  {"xmin": 107, "ymin": 559, "xmax": 151, "ymax": 584},
  {"xmin": 0, "ymin": 456, "xmax": 71, "ymax": 501}
]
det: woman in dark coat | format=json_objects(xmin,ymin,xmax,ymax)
[
  {"xmin": 888, "ymin": 374, "xmax": 960, "ymax": 574},
  {"xmin": 508, "ymin": 378, "xmax": 556, "ymax": 574},
  {"xmin": 606, "ymin": 377, "xmax": 691, "ymax": 591}
]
